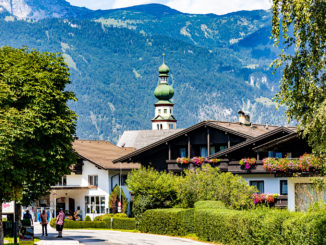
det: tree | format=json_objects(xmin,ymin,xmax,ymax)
[
  {"xmin": 0, "ymin": 47, "xmax": 77, "ymax": 244},
  {"xmin": 109, "ymin": 185, "xmax": 128, "ymax": 214},
  {"xmin": 177, "ymin": 165, "xmax": 255, "ymax": 209},
  {"xmin": 271, "ymin": 0, "xmax": 326, "ymax": 154}
]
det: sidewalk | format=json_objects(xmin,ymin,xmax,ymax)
[{"xmin": 34, "ymin": 222, "xmax": 79, "ymax": 245}]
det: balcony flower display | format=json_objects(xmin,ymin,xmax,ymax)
[
  {"xmin": 176, "ymin": 157, "xmax": 190, "ymax": 164},
  {"xmin": 253, "ymin": 193, "xmax": 278, "ymax": 205},
  {"xmin": 191, "ymin": 157, "xmax": 205, "ymax": 166},
  {"xmin": 239, "ymin": 158, "xmax": 256, "ymax": 170},
  {"xmin": 206, "ymin": 158, "xmax": 221, "ymax": 164},
  {"xmin": 263, "ymin": 153, "xmax": 323, "ymax": 173}
]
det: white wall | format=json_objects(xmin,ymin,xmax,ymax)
[
  {"xmin": 242, "ymin": 174, "xmax": 288, "ymax": 194},
  {"xmin": 51, "ymin": 161, "xmax": 110, "ymax": 220}
]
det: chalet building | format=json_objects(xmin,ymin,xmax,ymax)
[
  {"xmin": 113, "ymin": 55, "xmax": 320, "ymax": 210},
  {"xmin": 35, "ymin": 140, "xmax": 138, "ymax": 220}
]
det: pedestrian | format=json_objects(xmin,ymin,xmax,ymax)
[
  {"xmin": 39, "ymin": 210, "xmax": 48, "ymax": 236},
  {"xmin": 56, "ymin": 208, "xmax": 65, "ymax": 238},
  {"xmin": 23, "ymin": 210, "xmax": 33, "ymax": 226}
]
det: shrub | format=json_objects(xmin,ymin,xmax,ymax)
[
  {"xmin": 93, "ymin": 216, "xmax": 101, "ymax": 221},
  {"xmin": 109, "ymin": 185, "xmax": 128, "ymax": 214},
  {"xmin": 283, "ymin": 211, "xmax": 326, "ymax": 245},
  {"xmin": 127, "ymin": 167, "xmax": 178, "ymax": 215},
  {"xmin": 140, "ymin": 208, "xmax": 194, "ymax": 236},
  {"xmin": 177, "ymin": 165, "xmax": 255, "ymax": 209},
  {"xmin": 50, "ymin": 218, "xmax": 56, "ymax": 228},
  {"xmin": 112, "ymin": 218, "xmax": 136, "ymax": 230},
  {"xmin": 194, "ymin": 201, "xmax": 226, "ymax": 210},
  {"xmin": 84, "ymin": 215, "xmax": 91, "ymax": 221},
  {"xmin": 114, "ymin": 213, "xmax": 127, "ymax": 218}
]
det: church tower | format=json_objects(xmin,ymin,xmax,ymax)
[{"xmin": 152, "ymin": 54, "xmax": 177, "ymax": 130}]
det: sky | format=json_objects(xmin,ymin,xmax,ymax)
[{"xmin": 66, "ymin": 0, "xmax": 272, "ymax": 15}]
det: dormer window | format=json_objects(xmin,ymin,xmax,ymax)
[{"xmin": 164, "ymin": 109, "xmax": 167, "ymax": 114}]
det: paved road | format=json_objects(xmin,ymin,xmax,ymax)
[{"xmin": 34, "ymin": 222, "xmax": 211, "ymax": 245}]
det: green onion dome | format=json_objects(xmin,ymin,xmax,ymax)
[
  {"xmin": 154, "ymin": 84, "xmax": 174, "ymax": 100},
  {"xmin": 159, "ymin": 63, "xmax": 169, "ymax": 74}
]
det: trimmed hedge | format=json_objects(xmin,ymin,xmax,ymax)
[
  {"xmin": 49, "ymin": 217, "xmax": 136, "ymax": 230},
  {"xmin": 194, "ymin": 200, "xmax": 226, "ymax": 209},
  {"xmin": 112, "ymin": 217, "xmax": 136, "ymax": 230},
  {"xmin": 140, "ymin": 208, "xmax": 194, "ymax": 236},
  {"xmin": 194, "ymin": 207, "xmax": 326, "ymax": 245}
]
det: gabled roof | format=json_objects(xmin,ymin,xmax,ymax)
[
  {"xmin": 207, "ymin": 126, "xmax": 296, "ymax": 159},
  {"xmin": 113, "ymin": 120, "xmax": 292, "ymax": 163},
  {"xmin": 252, "ymin": 132, "xmax": 299, "ymax": 152},
  {"xmin": 117, "ymin": 129, "xmax": 183, "ymax": 149},
  {"xmin": 73, "ymin": 140, "xmax": 139, "ymax": 170}
]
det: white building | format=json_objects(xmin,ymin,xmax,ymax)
[{"xmin": 45, "ymin": 140, "xmax": 138, "ymax": 220}]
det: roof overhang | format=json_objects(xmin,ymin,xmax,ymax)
[
  {"xmin": 208, "ymin": 126, "xmax": 296, "ymax": 159},
  {"xmin": 51, "ymin": 186, "xmax": 90, "ymax": 190},
  {"xmin": 113, "ymin": 121, "xmax": 254, "ymax": 163}
]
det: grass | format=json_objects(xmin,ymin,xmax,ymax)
[{"xmin": 4, "ymin": 237, "xmax": 40, "ymax": 244}]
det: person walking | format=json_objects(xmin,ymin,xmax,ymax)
[
  {"xmin": 23, "ymin": 210, "xmax": 33, "ymax": 226},
  {"xmin": 39, "ymin": 210, "xmax": 48, "ymax": 236},
  {"xmin": 56, "ymin": 209, "xmax": 65, "ymax": 238}
]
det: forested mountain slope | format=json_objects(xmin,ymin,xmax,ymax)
[{"xmin": 0, "ymin": 1, "xmax": 287, "ymax": 142}]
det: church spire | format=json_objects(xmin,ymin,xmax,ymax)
[{"xmin": 152, "ymin": 54, "xmax": 177, "ymax": 130}]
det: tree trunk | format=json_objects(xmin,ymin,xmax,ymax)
[{"xmin": 0, "ymin": 203, "xmax": 4, "ymax": 245}]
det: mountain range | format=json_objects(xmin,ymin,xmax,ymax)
[{"xmin": 0, "ymin": 0, "xmax": 288, "ymax": 142}]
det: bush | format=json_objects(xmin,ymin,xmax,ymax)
[
  {"xmin": 50, "ymin": 218, "xmax": 56, "ymax": 228},
  {"xmin": 194, "ymin": 201, "xmax": 226, "ymax": 210},
  {"xmin": 113, "ymin": 213, "xmax": 127, "ymax": 218},
  {"xmin": 112, "ymin": 217, "xmax": 136, "ymax": 230},
  {"xmin": 283, "ymin": 211, "xmax": 326, "ymax": 245},
  {"xmin": 109, "ymin": 185, "xmax": 128, "ymax": 214},
  {"xmin": 84, "ymin": 215, "xmax": 91, "ymax": 221},
  {"xmin": 93, "ymin": 216, "xmax": 101, "ymax": 221},
  {"xmin": 140, "ymin": 208, "xmax": 194, "ymax": 236}
]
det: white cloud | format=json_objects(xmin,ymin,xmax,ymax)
[{"xmin": 67, "ymin": 0, "xmax": 272, "ymax": 14}]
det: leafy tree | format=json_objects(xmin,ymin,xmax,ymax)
[
  {"xmin": 271, "ymin": 0, "xmax": 326, "ymax": 154},
  {"xmin": 126, "ymin": 167, "xmax": 178, "ymax": 215},
  {"xmin": 0, "ymin": 46, "xmax": 77, "ymax": 244},
  {"xmin": 109, "ymin": 185, "xmax": 128, "ymax": 214},
  {"xmin": 177, "ymin": 165, "xmax": 255, "ymax": 209}
]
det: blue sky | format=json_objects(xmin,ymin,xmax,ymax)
[{"xmin": 66, "ymin": 0, "xmax": 272, "ymax": 15}]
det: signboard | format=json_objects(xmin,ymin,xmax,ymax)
[
  {"xmin": 19, "ymin": 226, "xmax": 34, "ymax": 245},
  {"xmin": 2, "ymin": 202, "xmax": 14, "ymax": 214}
]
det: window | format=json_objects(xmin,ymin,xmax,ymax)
[
  {"xmin": 157, "ymin": 124, "xmax": 159, "ymax": 130},
  {"xmin": 219, "ymin": 146, "xmax": 227, "ymax": 151},
  {"xmin": 286, "ymin": 152, "xmax": 292, "ymax": 158},
  {"xmin": 164, "ymin": 109, "xmax": 167, "ymax": 114},
  {"xmin": 275, "ymin": 152, "xmax": 282, "ymax": 158},
  {"xmin": 158, "ymin": 109, "xmax": 161, "ymax": 114},
  {"xmin": 210, "ymin": 146, "xmax": 216, "ymax": 155},
  {"xmin": 57, "ymin": 176, "xmax": 67, "ymax": 186},
  {"xmin": 179, "ymin": 148, "xmax": 186, "ymax": 157},
  {"xmin": 85, "ymin": 196, "xmax": 105, "ymax": 214},
  {"xmin": 88, "ymin": 175, "xmax": 98, "ymax": 187},
  {"xmin": 169, "ymin": 124, "xmax": 174, "ymax": 129},
  {"xmin": 250, "ymin": 181, "xmax": 264, "ymax": 194},
  {"xmin": 121, "ymin": 175, "xmax": 127, "ymax": 186},
  {"xmin": 280, "ymin": 180, "xmax": 288, "ymax": 195},
  {"xmin": 200, "ymin": 147, "xmax": 208, "ymax": 157},
  {"xmin": 160, "ymin": 124, "xmax": 163, "ymax": 130},
  {"xmin": 170, "ymin": 109, "xmax": 172, "ymax": 114},
  {"xmin": 268, "ymin": 151, "xmax": 275, "ymax": 157}
]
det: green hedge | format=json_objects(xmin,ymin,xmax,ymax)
[
  {"xmin": 140, "ymin": 208, "xmax": 194, "ymax": 236},
  {"xmin": 112, "ymin": 218, "xmax": 136, "ymax": 230},
  {"xmin": 194, "ymin": 207, "xmax": 326, "ymax": 245},
  {"xmin": 49, "ymin": 217, "xmax": 136, "ymax": 230},
  {"xmin": 194, "ymin": 200, "xmax": 226, "ymax": 209}
]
